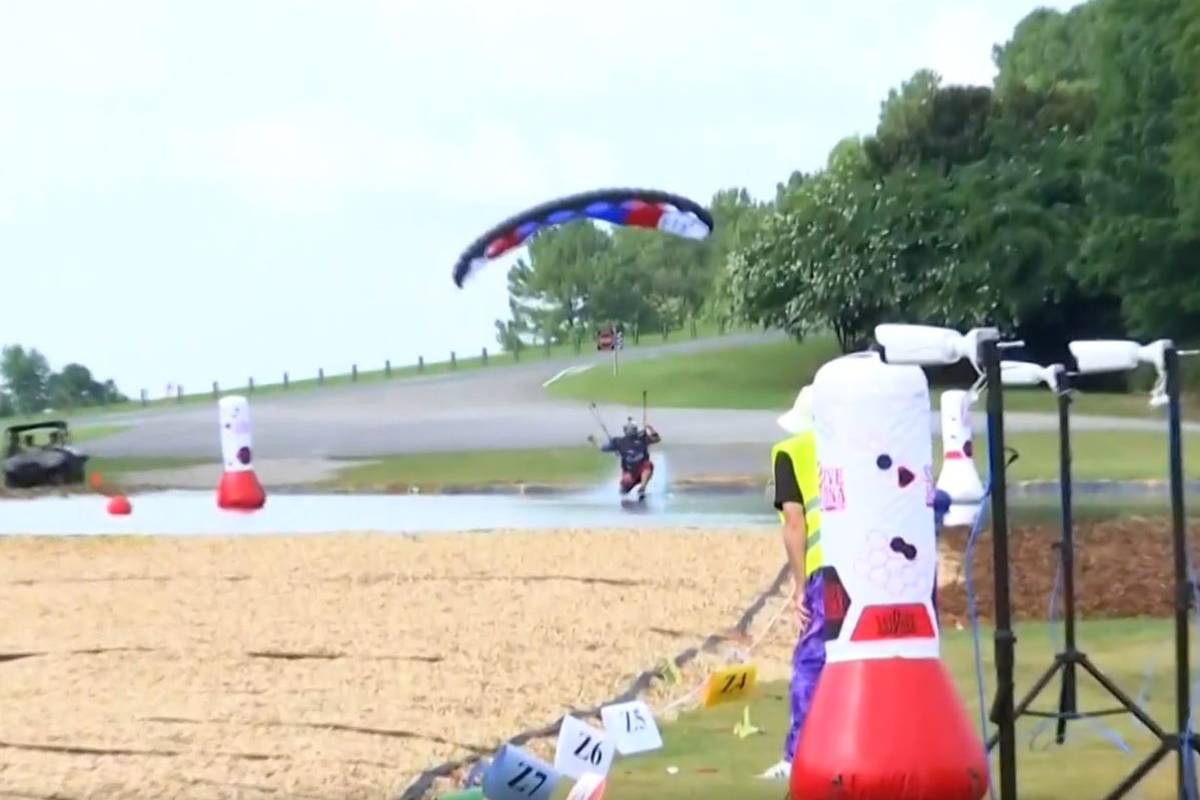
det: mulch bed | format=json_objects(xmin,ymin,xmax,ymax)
[{"xmin": 937, "ymin": 516, "xmax": 1200, "ymax": 624}]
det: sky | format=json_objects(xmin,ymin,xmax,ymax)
[{"xmin": 0, "ymin": 0, "xmax": 1081, "ymax": 397}]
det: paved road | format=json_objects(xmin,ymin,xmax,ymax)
[{"xmin": 76, "ymin": 331, "xmax": 1194, "ymax": 479}]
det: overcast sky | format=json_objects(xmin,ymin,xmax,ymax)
[{"xmin": 0, "ymin": 0, "xmax": 1080, "ymax": 397}]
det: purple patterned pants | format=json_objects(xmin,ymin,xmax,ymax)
[{"xmin": 784, "ymin": 569, "xmax": 826, "ymax": 762}]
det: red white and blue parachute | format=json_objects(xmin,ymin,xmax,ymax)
[{"xmin": 452, "ymin": 188, "xmax": 715, "ymax": 287}]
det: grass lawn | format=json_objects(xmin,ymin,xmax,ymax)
[
  {"xmin": 547, "ymin": 337, "xmax": 1196, "ymax": 418},
  {"xmin": 546, "ymin": 338, "xmax": 843, "ymax": 409},
  {"xmin": 327, "ymin": 447, "xmax": 614, "ymax": 490},
  {"xmin": 562, "ymin": 618, "xmax": 1189, "ymax": 800},
  {"xmin": 957, "ymin": 428, "xmax": 1200, "ymax": 482},
  {"xmin": 998, "ymin": 388, "xmax": 1171, "ymax": 418},
  {"xmin": 86, "ymin": 456, "xmax": 209, "ymax": 480}
]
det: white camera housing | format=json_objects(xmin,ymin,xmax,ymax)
[
  {"xmin": 1068, "ymin": 338, "xmax": 1175, "ymax": 408},
  {"xmin": 873, "ymin": 324, "xmax": 998, "ymax": 374},
  {"xmin": 1000, "ymin": 360, "xmax": 1063, "ymax": 392}
]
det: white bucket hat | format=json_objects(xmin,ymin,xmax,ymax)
[{"xmin": 777, "ymin": 384, "xmax": 814, "ymax": 434}]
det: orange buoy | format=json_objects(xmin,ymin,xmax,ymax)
[
  {"xmin": 89, "ymin": 472, "xmax": 104, "ymax": 490},
  {"xmin": 106, "ymin": 494, "xmax": 132, "ymax": 515}
]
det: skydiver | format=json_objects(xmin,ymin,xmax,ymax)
[{"xmin": 588, "ymin": 418, "xmax": 661, "ymax": 501}]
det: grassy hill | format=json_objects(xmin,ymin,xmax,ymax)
[{"xmin": 546, "ymin": 335, "xmax": 1185, "ymax": 419}]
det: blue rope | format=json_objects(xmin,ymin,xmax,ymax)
[{"xmin": 964, "ymin": 485, "xmax": 997, "ymax": 800}]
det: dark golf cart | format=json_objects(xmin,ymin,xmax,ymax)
[{"xmin": 3, "ymin": 421, "xmax": 89, "ymax": 489}]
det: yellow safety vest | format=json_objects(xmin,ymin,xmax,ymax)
[{"xmin": 772, "ymin": 432, "xmax": 822, "ymax": 578}]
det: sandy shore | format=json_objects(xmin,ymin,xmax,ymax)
[{"xmin": 0, "ymin": 528, "xmax": 800, "ymax": 800}]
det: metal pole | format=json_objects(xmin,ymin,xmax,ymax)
[
  {"xmin": 982, "ymin": 334, "xmax": 1018, "ymax": 800},
  {"xmin": 1165, "ymin": 343, "xmax": 1191, "ymax": 797},
  {"xmin": 1056, "ymin": 369, "xmax": 1078, "ymax": 745}
]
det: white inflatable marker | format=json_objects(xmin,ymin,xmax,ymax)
[
  {"xmin": 216, "ymin": 395, "xmax": 265, "ymax": 510},
  {"xmin": 790, "ymin": 349, "xmax": 987, "ymax": 799},
  {"xmin": 936, "ymin": 389, "xmax": 984, "ymax": 527}
]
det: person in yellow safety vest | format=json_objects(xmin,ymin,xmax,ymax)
[{"xmin": 760, "ymin": 384, "xmax": 825, "ymax": 781}]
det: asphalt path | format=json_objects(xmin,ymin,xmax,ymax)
[{"xmin": 75, "ymin": 331, "xmax": 1194, "ymax": 478}]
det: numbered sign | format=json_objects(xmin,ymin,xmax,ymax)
[
  {"xmin": 702, "ymin": 662, "xmax": 758, "ymax": 707},
  {"xmin": 481, "ymin": 744, "xmax": 560, "ymax": 800},
  {"xmin": 600, "ymin": 700, "xmax": 663, "ymax": 755},
  {"xmin": 565, "ymin": 771, "xmax": 608, "ymax": 800},
  {"xmin": 554, "ymin": 715, "xmax": 616, "ymax": 780}
]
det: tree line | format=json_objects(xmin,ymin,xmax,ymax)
[
  {"xmin": 498, "ymin": 0, "xmax": 1200, "ymax": 365},
  {"xmin": 0, "ymin": 345, "xmax": 126, "ymax": 418}
]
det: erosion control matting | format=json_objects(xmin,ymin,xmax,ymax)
[
  {"xmin": 0, "ymin": 528, "xmax": 791, "ymax": 800},
  {"xmin": 0, "ymin": 518, "xmax": 1190, "ymax": 799}
]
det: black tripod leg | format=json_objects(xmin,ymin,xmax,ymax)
[
  {"xmin": 1056, "ymin": 658, "xmax": 1077, "ymax": 745},
  {"xmin": 1079, "ymin": 655, "xmax": 1169, "ymax": 739},
  {"xmin": 988, "ymin": 660, "xmax": 1064, "ymax": 750},
  {"xmin": 1100, "ymin": 741, "xmax": 1171, "ymax": 800}
]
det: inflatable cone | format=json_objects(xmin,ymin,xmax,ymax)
[
  {"xmin": 936, "ymin": 390, "xmax": 983, "ymax": 528},
  {"xmin": 106, "ymin": 494, "xmax": 132, "ymax": 515},
  {"xmin": 216, "ymin": 395, "xmax": 266, "ymax": 510},
  {"xmin": 790, "ymin": 658, "xmax": 987, "ymax": 800},
  {"xmin": 217, "ymin": 469, "xmax": 265, "ymax": 510},
  {"xmin": 794, "ymin": 353, "xmax": 987, "ymax": 800}
]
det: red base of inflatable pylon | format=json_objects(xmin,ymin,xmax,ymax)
[
  {"xmin": 217, "ymin": 470, "xmax": 266, "ymax": 510},
  {"xmin": 791, "ymin": 657, "xmax": 988, "ymax": 800}
]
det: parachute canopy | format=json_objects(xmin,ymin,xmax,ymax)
[{"xmin": 452, "ymin": 188, "xmax": 715, "ymax": 287}]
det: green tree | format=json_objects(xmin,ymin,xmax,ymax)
[
  {"xmin": 992, "ymin": 4, "xmax": 1099, "ymax": 95},
  {"xmin": 502, "ymin": 221, "xmax": 614, "ymax": 345},
  {"xmin": 0, "ymin": 345, "xmax": 51, "ymax": 414},
  {"xmin": 1077, "ymin": 0, "xmax": 1200, "ymax": 339}
]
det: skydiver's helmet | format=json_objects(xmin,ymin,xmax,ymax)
[{"xmin": 623, "ymin": 420, "xmax": 639, "ymax": 438}]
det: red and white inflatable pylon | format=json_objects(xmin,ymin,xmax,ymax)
[
  {"xmin": 936, "ymin": 389, "xmax": 984, "ymax": 528},
  {"xmin": 216, "ymin": 395, "xmax": 266, "ymax": 510},
  {"xmin": 791, "ymin": 351, "xmax": 987, "ymax": 800}
]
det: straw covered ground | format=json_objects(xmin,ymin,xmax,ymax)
[
  {"xmin": 0, "ymin": 528, "xmax": 800, "ymax": 800},
  {"xmin": 0, "ymin": 518, "xmax": 1186, "ymax": 800}
]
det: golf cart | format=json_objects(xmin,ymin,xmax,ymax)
[{"xmin": 3, "ymin": 420, "xmax": 89, "ymax": 489}]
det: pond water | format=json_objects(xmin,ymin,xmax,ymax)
[
  {"xmin": 0, "ymin": 475, "xmax": 1193, "ymax": 537},
  {"xmin": 0, "ymin": 486, "xmax": 779, "ymax": 536}
]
